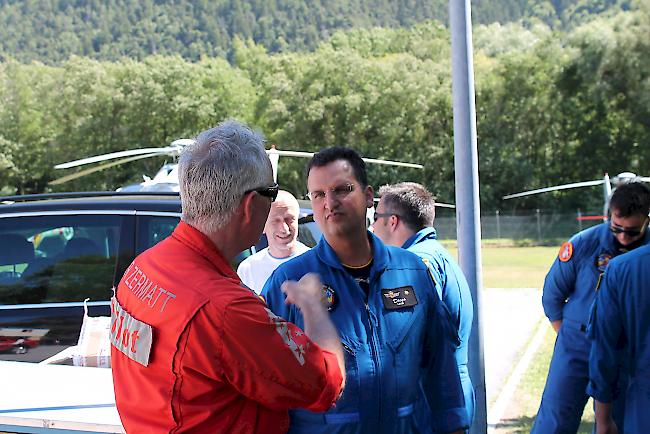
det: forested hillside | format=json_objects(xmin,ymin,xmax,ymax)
[
  {"xmin": 2, "ymin": 5, "xmax": 649, "ymax": 213},
  {"xmin": 0, "ymin": 0, "xmax": 631, "ymax": 63}
]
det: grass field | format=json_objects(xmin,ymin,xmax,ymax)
[
  {"xmin": 442, "ymin": 241, "xmax": 558, "ymax": 288},
  {"xmin": 493, "ymin": 325, "xmax": 595, "ymax": 433}
]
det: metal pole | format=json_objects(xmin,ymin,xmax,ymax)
[
  {"xmin": 450, "ymin": 1, "xmax": 486, "ymax": 432},
  {"xmin": 536, "ymin": 209, "xmax": 542, "ymax": 242},
  {"xmin": 577, "ymin": 208, "xmax": 583, "ymax": 232},
  {"xmin": 496, "ymin": 210, "xmax": 501, "ymax": 239}
]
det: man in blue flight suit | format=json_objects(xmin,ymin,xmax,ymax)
[
  {"xmin": 587, "ymin": 243, "xmax": 650, "ymax": 434},
  {"xmin": 262, "ymin": 147, "xmax": 467, "ymax": 434},
  {"xmin": 372, "ymin": 182, "xmax": 475, "ymax": 425},
  {"xmin": 532, "ymin": 182, "xmax": 650, "ymax": 433}
]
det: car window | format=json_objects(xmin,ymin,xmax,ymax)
[
  {"xmin": 297, "ymin": 216, "xmax": 322, "ymax": 248},
  {"xmin": 136, "ymin": 215, "xmax": 180, "ymax": 253},
  {"xmin": 0, "ymin": 214, "xmax": 124, "ymax": 305}
]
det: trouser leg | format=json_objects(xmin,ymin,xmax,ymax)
[{"xmin": 532, "ymin": 325, "xmax": 590, "ymax": 434}]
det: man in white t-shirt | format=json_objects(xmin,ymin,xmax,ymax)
[{"xmin": 237, "ymin": 190, "xmax": 310, "ymax": 294}]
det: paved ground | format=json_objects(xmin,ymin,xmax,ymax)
[{"xmin": 481, "ymin": 287, "xmax": 544, "ymax": 406}]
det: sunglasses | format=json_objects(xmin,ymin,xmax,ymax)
[
  {"xmin": 246, "ymin": 182, "xmax": 279, "ymax": 202},
  {"xmin": 373, "ymin": 212, "xmax": 399, "ymax": 220},
  {"xmin": 609, "ymin": 218, "xmax": 649, "ymax": 237}
]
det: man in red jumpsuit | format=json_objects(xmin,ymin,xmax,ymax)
[{"xmin": 110, "ymin": 119, "xmax": 345, "ymax": 433}]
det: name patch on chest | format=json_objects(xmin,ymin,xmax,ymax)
[
  {"xmin": 110, "ymin": 297, "xmax": 153, "ymax": 367},
  {"xmin": 381, "ymin": 286, "xmax": 418, "ymax": 310}
]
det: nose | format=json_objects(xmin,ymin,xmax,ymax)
[
  {"xmin": 616, "ymin": 232, "xmax": 634, "ymax": 245},
  {"xmin": 324, "ymin": 192, "xmax": 339, "ymax": 210}
]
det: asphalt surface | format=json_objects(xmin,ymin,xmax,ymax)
[{"xmin": 482, "ymin": 287, "xmax": 545, "ymax": 406}]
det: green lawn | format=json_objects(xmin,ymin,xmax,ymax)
[
  {"xmin": 443, "ymin": 243, "xmax": 558, "ymax": 288},
  {"xmin": 493, "ymin": 325, "xmax": 595, "ymax": 433}
]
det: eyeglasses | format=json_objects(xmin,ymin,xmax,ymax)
[
  {"xmin": 306, "ymin": 183, "xmax": 354, "ymax": 201},
  {"xmin": 373, "ymin": 212, "xmax": 398, "ymax": 220},
  {"xmin": 246, "ymin": 182, "xmax": 279, "ymax": 202},
  {"xmin": 609, "ymin": 218, "xmax": 649, "ymax": 237}
]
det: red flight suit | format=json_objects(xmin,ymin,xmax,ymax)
[{"xmin": 110, "ymin": 221, "xmax": 342, "ymax": 433}]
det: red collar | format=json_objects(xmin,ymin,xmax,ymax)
[{"xmin": 171, "ymin": 221, "xmax": 238, "ymax": 279}]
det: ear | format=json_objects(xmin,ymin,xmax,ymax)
[
  {"xmin": 365, "ymin": 185, "xmax": 374, "ymax": 208},
  {"xmin": 390, "ymin": 214, "xmax": 400, "ymax": 232},
  {"xmin": 240, "ymin": 192, "xmax": 256, "ymax": 225}
]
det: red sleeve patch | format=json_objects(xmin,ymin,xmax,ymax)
[{"xmin": 558, "ymin": 241, "xmax": 573, "ymax": 262}]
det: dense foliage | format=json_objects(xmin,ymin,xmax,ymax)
[
  {"xmin": 0, "ymin": 0, "xmax": 631, "ymax": 64},
  {"xmin": 1, "ymin": 3, "xmax": 649, "ymax": 214}
]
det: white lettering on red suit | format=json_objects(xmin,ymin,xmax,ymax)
[{"xmin": 110, "ymin": 297, "xmax": 153, "ymax": 367}]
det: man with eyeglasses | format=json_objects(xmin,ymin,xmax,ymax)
[
  {"xmin": 372, "ymin": 182, "xmax": 475, "ymax": 426},
  {"xmin": 262, "ymin": 147, "xmax": 467, "ymax": 434},
  {"xmin": 111, "ymin": 120, "xmax": 345, "ymax": 434},
  {"xmin": 532, "ymin": 181, "xmax": 650, "ymax": 434}
]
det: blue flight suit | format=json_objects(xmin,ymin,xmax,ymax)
[
  {"xmin": 587, "ymin": 244, "xmax": 650, "ymax": 434},
  {"xmin": 262, "ymin": 232, "xmax": 468, "ymax": 434},
  {"xmin": 532, "ymin": 223, "xmax": 650, "ymax": 433},
  {"xmin": 402, "ymin": 227, "xmax": 475, "ymax": 425}
]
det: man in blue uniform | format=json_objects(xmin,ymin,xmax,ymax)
[
  {"xmin": 262, "ymin": 147, "xmax": 467, "ymax": 434},
  {"xmin": 372, "ymin": 182, "xmax": 475, "ymax": 425},
  {"xmin": 532, "ymin": 182, "xmax": 650, "ymax": 433},
  {"xmin": 587, "ymin": 243, "xmax": 650, "ymax": 434},
  {"xmin": 587, "ymin": 242, "xmax": 650, "ymax": 434}
]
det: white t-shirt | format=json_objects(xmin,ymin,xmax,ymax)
[{"xmin": 237, "ymin": 242, "xmax": 310, "ymax": 294}]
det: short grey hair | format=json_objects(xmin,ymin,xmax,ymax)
[
  {"xmin": 179, "ymin": 119, "xmax": 272, "ymax": 233},
  {"xmin": 377, "ymin": 182, "xmax": 435, "ymax": 231}
]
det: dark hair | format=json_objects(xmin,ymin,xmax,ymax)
[
  {"xmin": 306, "ymin": 147, "xmax": 368, "ymax": 187},
  {"xmin": 609, "ymin": 182, "xmax": 650, "ymax": 217},
  {"xmin": 377, "ymin": 182, "xmax": 435, "ymax": 231}
]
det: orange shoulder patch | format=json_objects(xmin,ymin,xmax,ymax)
[{"xmin": 558, "ymin": 241, "xmax": 573, "ymax": 262}]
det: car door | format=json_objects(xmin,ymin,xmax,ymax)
[{"xmin": 0, "ymin": 212, "xmax": 135, "ymax": 362}]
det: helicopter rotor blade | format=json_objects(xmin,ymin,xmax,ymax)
[
  {"xmin": 502, "ymin": 179, "xmax": 605, "ymax": 200},
  {"xmin": 49, "ymin": 153, "xmax": 169, "ymax": 185},
  {"xmin": 266, "ymin": 148, "xmax": 423, "ymax": 169},
  {"xmin": 55, "ymin": 147, "xmax": 177, "ymax": 169},
  {"xmin": 435, "ymin": 202, "xmax": 456, "ymax": 208}
]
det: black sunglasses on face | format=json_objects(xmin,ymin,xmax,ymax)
[
  {"xmin": 609, "ymin": 218, "xmax": 649, "ymax": 237},
  {"xmin": 246, "ymin": 182, "xmax": 279, "ymax": 202},
  {"xmin": 373, "ymin": 212, "xmax": 399, "ymax": 220}
]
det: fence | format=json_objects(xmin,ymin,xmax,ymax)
[{"xmin": 434, "ymin": 209, "xmax": 604, "ymax": 242}]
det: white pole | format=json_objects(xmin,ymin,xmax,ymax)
[{"xmin": 450, "ymin": 1, "xmax": 487, "ymax": 432}]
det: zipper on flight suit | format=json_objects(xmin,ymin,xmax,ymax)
[{"xmin": 365, "ymin": 301, "xmax": 382, "ymax": 427}]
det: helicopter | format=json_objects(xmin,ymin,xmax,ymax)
[
  {"xmin": 50, "ymin": 139, "xmax": 427, "ymax": 194},
  {"xmin": 502, "ymin": 172, "xmax": 650, "ymax": 220}
]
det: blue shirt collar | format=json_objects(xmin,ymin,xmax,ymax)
[
  {"xmin": 402, "ymin": 227, "xmax": 437, "ymax": 249},
  {"xmin": 315, "ymin": 230, "xmax": 389, "ymax": 274}
]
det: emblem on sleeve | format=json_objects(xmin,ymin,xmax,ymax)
[
  {"xmin": 558, "ymin": 241, "xmax": 573, "ymax": 262},
  {"xmin": 264, "ymin": 307, "xmax": 310, "ymax": 365}
]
